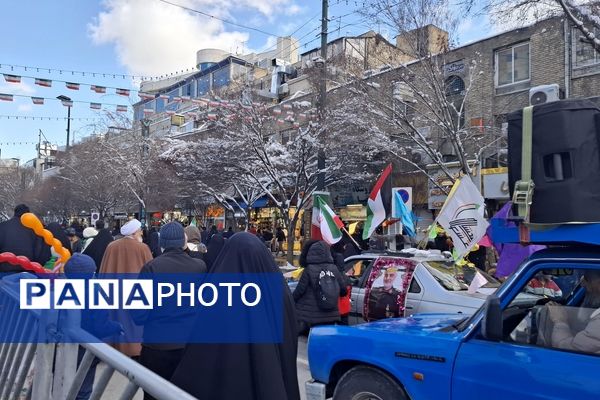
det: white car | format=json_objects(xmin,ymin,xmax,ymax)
[{"xmin": 343, "ymin": 250, "xmax": 500, "ymax": 324}]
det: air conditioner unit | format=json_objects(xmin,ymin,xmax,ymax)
[{"xmin": 529, "ymin": 84, "xmax": 560, "ymax": 106}]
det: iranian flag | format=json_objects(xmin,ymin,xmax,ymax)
[
  {"xmin": 363, "ymin": 163, "xmax": 393, "ymax": 240},
  {"xmin": 312, "ymin": 195, "xmax": 344, "ymax": 244},
  {"xmin": 91, "ymin": 85, "xmax": 106, "ymax": 93},
  {"xmin": 31, "ymin": 97, "xmax": 44, "ymax": 105},
  {"xmin": 90, "ymin": 102, "xmax": 101, "ymax": 110},
  {"xmin": 138, "ymin": 92, "xmax": 154, "ymax": 100},
  {"xmin": 116, "ymin": 88, "xmax": 130, "ymax": 96},
  {"xmin": 4, "ymin": 74, "xmax": 21, "ymax": 83},
  {"xmin": 35, "ymin": 78, "xmax": 52, "ymax": 87},
  {"xmin": 66, "ymin": 82, "xmax": 80, "ymax": 90},
  {"xmin": 116, "ymin": 105, "xmax": 128, "ymax": 112},
  {"xmin": 0, "ymin": 93, "xmax": 13, "ymax": 102}
]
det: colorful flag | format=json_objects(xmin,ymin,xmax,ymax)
[
  {"xmin": 143, "ymin": 108, "xmax": 155, "ymax": 115},
  {"xmin": 90, "ymin": 102, "xmax": 101, "ymax": 110},
  {"xmin": 312, "ymin": 196, "xmax": 344, "ymax": 245},
  {"xmin": 4, "ymin": 74, "xmax": 21, "ymax": 83},
  {"xmin": 159, "ymin": 94, "xmax": 170, "ymax": 101},
  {"xmin": 35, "ymin": 78, "xmax": 52, "ymax": 87},
  {"xmin": 393, "ymin": 190, "xmax": 416, "ymax": 237},
  {"xmin": 0, "ymin": 93, "xmax": 14, "ymax": 102},
  {"xmin": 138, "ymin": 92, "xmax": 155, "ymax": 100},
  {"xmin": 207, "ymin": 113, "xmax": 217, "ymax": 120},
  {"xmin": 180, "ymin": 95, "xmax": 191, "ymax": 101},
  {"xmin": 91, "ymin": 85, "xmax": 106, "ymax": 93},
  {"xmin": 173, "ymin": 96, "xmax": 182, "ymax": 103},
  {"xmin": 363, "ymin": 163, "xmax": 393, "ymax": 240},
  {"xmin": 116, "ymin": 88, "xmax": 130, "ymax": 96},
  {"xmin": 31, "ymin": 97, "xmax": 44, "ymax": 105},
  {"xmin": 66, "ymin": 82, "xmax": 80, "ymax": 90},
  {"xmin": 437, "ymin": 177, "xmax": 489, "ymax": 260},
  {"xmin": 116, "ymin": 105, "xmax": 128, "ymax": 112}
]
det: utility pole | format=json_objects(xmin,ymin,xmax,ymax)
[
  {"xmin": 317, "ymin": 0, "xmax": 328, "ymax": 190},
  {"xmin": 66, "ymin": 105, "xmax": 71, "ymax": 149},
  {"xmin": 140, "ymin": 119, "xmax": 151, "ymax": 228}
]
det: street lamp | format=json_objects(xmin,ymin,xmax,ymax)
[{"xmin": 56, "ymin": 95, "xmax": 72, "ymax": 149}]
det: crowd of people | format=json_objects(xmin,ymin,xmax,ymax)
[{"xmin": 0, "ymin": 204, "xmax": 352, "ymax": 400}]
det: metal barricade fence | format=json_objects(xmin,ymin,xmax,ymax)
[{"xmin": 0, "ymin": 274, "xmax": 198, "ymax": 400}]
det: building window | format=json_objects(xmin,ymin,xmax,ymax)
[
  {"xmin": 212, "ymin": 66, "xmax": 230, "ymax": 89},
  {"xmin": 445, "ymin": 75, "xmax": 465, "ymax": 96},
  {"xmin": 197, "ymin": 75, "xmax": 210, "ymax": 96},
  {"xmin": 495, "ymin": 42, "xmax": 530, "ymax": 87},
  {"xmin": 573, "ymin": 28, "xmax": 600, "ymax": 67}
]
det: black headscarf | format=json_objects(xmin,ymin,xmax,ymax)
[
  {"xmin": 82, "ymin": 228, "xmax": 114, "ymax": 272},
  {"xmin": 203, "ymin": 233, "xmax": 225, "ymax": 270},
  {"xmin": 47, "ymin": 222, "xmax": 71, "ymax": 251},
  {"xmin": 171, "ymin": 233, "xmax": 300, "ymax": 400}
]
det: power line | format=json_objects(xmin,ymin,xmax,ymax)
[
  {"xmin": 0, "ymin": 114, "xmax": 102, "ymax": 121},
  {"xmin": 0, "ymin": 74, "xmax": 138, "ymax": 93},
  {"xmin": 1, "ymin": 94, "xmax": 130, "ymax": 108},
  {"xmin": 157, "ymin": 0, "xmax": 278, "ymax": 37}
]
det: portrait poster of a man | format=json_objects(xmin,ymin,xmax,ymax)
[{"xmin": 364, "ymin": 258, "xmax": 416, "ymax": 321}]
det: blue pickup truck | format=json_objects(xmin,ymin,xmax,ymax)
[{"xmin": 305, "ymin": 247, "xmax": 600, "ymax": 399}]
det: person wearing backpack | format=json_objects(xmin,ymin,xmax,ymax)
[{"xmin": 293, "ymin": 240, "xmax": 348, "ymax": 335}]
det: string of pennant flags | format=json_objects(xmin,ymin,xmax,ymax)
[
  {"xmin": 2, "ymin": 74, "xmax": 135, "ymax": 96},
  {"xmin": 0, "ymin": 93, "xmax": 130, "ymax": 112},
  {"xmin": 0, "ymin": 114, "xmax": 102, "ymax": 121},
  {"xmin": 0, "ymin": 63, "xmax": 201, "ymax": 82},
  {"xmin": 0, "ymin": 141, "xmax": 38, "ymax": 146}
]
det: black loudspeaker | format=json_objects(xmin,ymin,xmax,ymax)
[{"xmin": 508, "ymin": 99, "xmax": 600, "ymax": 224}]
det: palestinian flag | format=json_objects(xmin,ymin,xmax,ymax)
[
  {"xmin": 0, "ymin": 93, "xmax": 14, "ymax": 102},
  {"xmin": 363, "ymin": 163, "xmax": 393, "ymax": 240},
  {"xmin": 116, "ymin": 88, "xmax": 130, "ymax": 96},
  {"xmin": 312, "ymin": 196, "xmax": 344, "ymax": 245},
  {"xmin": 66, "ymin": 82, "xmax": 80, "ymax": 90},
  {"xmin": 4, "ymin": 74, "xmax": 21, "ymax": 83},
  {"xmin": 90, "ymin": 102, "xmax": 101, "ymax": 110},
  {"xmin": 31, "ymin": 97, "xmax": 44, "ymax": 105},
  {"xmin": 35, "ymin": 78, "xmax": 52, "ymax": 87},
  {"xmin": 91, "ymin": 85, "xmax": 106, "ymax": 93}
]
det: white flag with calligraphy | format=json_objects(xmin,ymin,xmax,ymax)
[{"xmin": 437, "ymin": 177, "xmax": 489, "ymax": 260}]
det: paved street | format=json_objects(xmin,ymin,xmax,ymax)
[{"xmin": 101, "ymin": 336, "xmax": 311, "ymax": 399}]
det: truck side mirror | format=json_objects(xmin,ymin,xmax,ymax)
[{"xmin": 481, "ymin": 295, "xmax": 503, "ymax": 341}]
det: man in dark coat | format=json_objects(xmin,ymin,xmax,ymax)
[
  {"xmin": 170, "ymin": 233, "xmax": 300, "ymax": 400},
  {"xmin": 132, "ymin": 222, "xmax": 206, "ymax": 400},
  {"xmin": 293, "ymin": 240, "xmax": 348, "ymax": 335},
  {"xmin": 83, "ymin": 220, "xmax": 114, "ymax": 272},
  {"xmin": 0, "ymin": 204, "xmax": 50, "ymax": 273}
]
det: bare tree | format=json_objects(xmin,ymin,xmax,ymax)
[
  {"xmin": 162, "ymin": 98, "xmax": 366, "ymax": 263},
  {"xmin": 468, "ymin": 0, "xmax": 600, "ymax": 53}
]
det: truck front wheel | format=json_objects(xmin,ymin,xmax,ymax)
[{"xmin": 332, "ymin": 365, "xmax": 408, "ymax": 400}]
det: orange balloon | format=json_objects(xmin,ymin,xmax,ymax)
[
  {"xmin": 52, "ymin": 238, "xmax": 62, "ymax": 249},
  {"xmin": 20, "ymin": 213, "xmax": 43, "ymax": 232},
  {"xmin": 42, "ymin": 229, "xmax": 54, "ymax": 244}
]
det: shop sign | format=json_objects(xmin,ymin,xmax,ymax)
[{"xmin": 427, "ymin": 163, "xmax": 480, "ymax": 209}]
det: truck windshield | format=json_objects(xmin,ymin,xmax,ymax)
[{"xmin": 425, "ymin": 262, "xmax": 501, "ymax": 291}]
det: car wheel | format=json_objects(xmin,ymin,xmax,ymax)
[{"xmin": 333, "ymin": 365, "xmax": 408, "ymax": 400}]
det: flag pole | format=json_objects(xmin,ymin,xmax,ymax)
[{"xmin": 341, "ymin": 227, "xmax": 362, "ymax": 250}]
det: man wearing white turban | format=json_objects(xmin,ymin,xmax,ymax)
[{"xmin": 99, "ymin": 218, "xmax": 153, "ymax": 358}]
